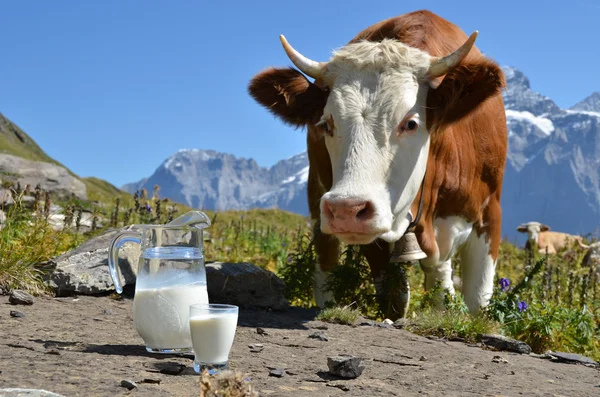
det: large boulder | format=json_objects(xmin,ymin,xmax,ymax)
[
  {"xmin": 44, "ymin": 230, "xmax": 289, "ymax": 310},
  {"xmin": 0, "ymin": 154, "xmax": 87, "ymax": 200},
  {"xmin": 206, "ymin": 262, "xmax": 288, "ymax": 310},
  {"xmin": 43, "ymin": 229, "xmax": 140, "ymax": 296}
]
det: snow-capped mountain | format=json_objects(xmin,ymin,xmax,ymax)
[
  {"xmin": 122, "ymin": 67, "xmax": 600, "ymax": 242},
  {"xmin": 122, "ymin": 150, "xmax": 309, "ymax": 214}
]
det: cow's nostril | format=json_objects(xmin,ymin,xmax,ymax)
[{"xmin": 356, "ymin": 201, "xmax": 374, "ymax": 220}]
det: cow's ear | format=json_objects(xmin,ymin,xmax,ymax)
[
  {"xmin": 426, "ymin": 58, "xmax": 506, "ymax": 127},
  {"xmin": 516, "ymin": 225, "xmax": 528, "ymax": 233},
  {"xmin": 540, "ymin": 224, "xmax": 550, "ymax": 232},
  {"xmin": 248, "ymin": 67, "xmax": 328, "ymax": 128}
]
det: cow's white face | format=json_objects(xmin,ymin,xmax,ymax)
[
  {"xmin": 317, "ymin": 40, "xmax": 434, "ymax": 245},
  {"xmin": 517, "ymin": 221, "xmax": 550, "ymax": 244}
]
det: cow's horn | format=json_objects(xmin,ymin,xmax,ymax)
[
  {"xmin": 280, "ymin": 35, "xmax": 326, "ymax": 79},
  {"xmin": 427, "ymin": 31, "xmax": 479, "ymax": 79}
]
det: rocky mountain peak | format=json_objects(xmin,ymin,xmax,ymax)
[{"xmin": 570, "ymin": 92, "xmax": 600, "ymax": 113}]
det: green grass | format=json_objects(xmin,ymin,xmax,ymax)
[
  {"xmin": 316, "ymin": 306, "xmax": 361, "ymax": 325},
  {"xmin": 279, "ymin": 230, "xmax": 600, "ymax": 361},
  {"xmin": 0, "ymin": 192, "xmax": 84, "ymax": 294}
]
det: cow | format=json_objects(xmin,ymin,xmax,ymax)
[
  {"xmin": 248, "ymin": 10, "xmax": 508, "ymax": 318},
  {"xmin": 516, "ymin": 221, "xmax": 588, "ymax": 254}
]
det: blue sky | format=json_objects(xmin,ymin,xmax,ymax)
[{"xmin": 1, "ymin": 0, "xmax": 598, "ymax": 188}]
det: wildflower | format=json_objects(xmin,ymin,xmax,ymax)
[
  {"xmin": 145, "ymin": 203, "xmax": 152, "ymax": 213},
  {"xmin": 281, "ymin": 242, "xmax": 287, "ymax": 247},
  {"xmin": 517, "ymin": 301, "xmax": 528, "ymax": 312},
  {"xmin": 499, "ymin": 277, "xmax": 511, "ymax": 292}
]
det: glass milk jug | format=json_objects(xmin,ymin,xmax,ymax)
[{"xmin": 107, "ymin": 211, "xmax": 211, "ymax": 354}]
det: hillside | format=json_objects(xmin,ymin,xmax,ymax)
[{"xmin": 0, "ymin": 112, "xmax": 131, "ymax": 207}]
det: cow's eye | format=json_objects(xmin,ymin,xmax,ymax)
[
  {"xmin": 316, "ymin": 120, "xmax": 333, "ymax": 137},
  {"xmin": 400, "ymin": 118, "xmax": 419, "ymax": 133}
]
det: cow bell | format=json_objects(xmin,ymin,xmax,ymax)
[{"xmin": 390, "ymin": 231, "xmax": 427, "ymax": 263}]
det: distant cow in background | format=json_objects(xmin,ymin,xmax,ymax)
[{"xmin": 517, "ymin": 221, "xmax": 588, "ymax": 254}]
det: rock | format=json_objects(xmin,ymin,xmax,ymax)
[
  {"xmin": 308, "ymin": 331, "xmax": 329, "ymax": 342},
  {"xmin": 327, "ymin": 383, "xmax": 351, "ymax": 392},
  {"xmin": 42, "ymin": 229, "xmax": 141, "ymax": 296},
  {"xmin": 157, "ymin": 363, "xmax": 186, "ymax": 375},
  {"xmin": 481, "ymin": 334, "xmax": 532, "ymax": 354},
  {"xmin": 9, "ymin": 290, "xmax": 34, "ymax": 305},
  {"xmin": 393, "ymin": 318, "xmax": 409, "ymax": 329},
  {"xmin": 0, "ymin": 154, "xmax": 87, "ymax": 200},
  {"xmin": 120, "ymin": 379, "xmax": 138, "ymax": 390},
  {"xmin": 269, "ymin": 369, "xmax": 285, "ymax": 378},
  {"xmin": 10, "ymin": 310, "xmax": 25, "ymax": 318},
  {"xmin": 419, "ymin": 356, "xmax": 427, "ymax": 362},
  {"xmin": 206, "ymin": 262, "xmax": 288, "ymax": 310},
  {"xmin": 0, "ymin": 209, "xmax": 6, "ymax": 224},
  {"xmin": 249, "ymin": 344, "xmax": 264, "ymax": 353},
  {"xmin": 492, "ymin": 355, "xmax": 509, "ymax": 364},
  {"xmin": 382, "ymin": 319, "xmax": 394, "ymax": 325},
  {"xmin": 327, "ymin": 355, "xmax": 365, "ymax": 379},
  {"xmin": 256, "ymin": 327, "xmax": 269, "ymax": 336},
  {"xmin": 548, "ymin": 351, "xmax": 599, "ymax": 368},
  {"xmin": 140, "ymin": 378, "xmax": 161, "ymax": 384},
  {"xmin": 0, "ymin": 389, "xmax": 66, "ymax": 397}
]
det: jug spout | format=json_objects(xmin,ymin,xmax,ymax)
[{"xmin": 167, "ymin": 211, "xmax": 211, "ymax": 229}]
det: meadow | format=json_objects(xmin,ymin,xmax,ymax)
[{"xmin": 1, "ymin": 184, "xmax": 598, "ymax": 362}]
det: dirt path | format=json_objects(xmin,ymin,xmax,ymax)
[{"xmin": 1, "ymin": 295, "xmax": 599, "ymax": 397}]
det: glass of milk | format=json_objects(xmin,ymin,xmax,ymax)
[{"xmin": 189, "ymin": 303, "xmax": 239, "ymax": 374}]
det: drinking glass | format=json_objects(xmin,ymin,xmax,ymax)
[{"xmin": 189, "ymin": 303, "xmax": 239, "ymax": 374}]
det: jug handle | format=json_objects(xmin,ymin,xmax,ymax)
[{"xmin": 108, "ymin": 231, "xmax": 141, "ymax": 294}]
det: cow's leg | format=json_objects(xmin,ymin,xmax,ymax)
[
  {"xmin": 420, "ymin": 217, "xmax": 472, "ymax": 307},
  {"xmin": 422, "ymin": 258, "xmax": 455, "ymax": 309},
  {"xmin": 459, "ymin": 198, "xmax": 501, "ymax": 314},
  {"xmin": 362, "ymin": 240, "xmax": 411, "ymax": 319},
  {"xmin": 459, "ymin": 230, "xmax": 496, "ymax": 314},
  {"xmin": 312, "ymin": 222, "xmax": 339, "ymax": 307}
]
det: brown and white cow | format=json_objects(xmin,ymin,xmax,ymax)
[
  {"xmin": 517, "ymin": 221, "xmax": 588, "ymax": 254},
  {"xmin": 248, "ymin": 10, "xmax": 507, "ymax": 317}
]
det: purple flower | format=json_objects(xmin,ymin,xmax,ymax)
[
  {"xmin": 499, "ymin": 277, "xmax": 511, "ymax": 292},
  {"xmin": 281, "ymin": 242, "xmax": 287, "ymax": 247},
  {"xmin": 517, "ymin": 301, "xmax": 528, "ymax": 312},
  {"xmin": 145, "ymin": 203, "xmax": 152, "ymax": 213}
]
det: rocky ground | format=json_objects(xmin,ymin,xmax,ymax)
[{"xmin": 1, "ymin": 294, "xmax": 599, "ymax": 397}]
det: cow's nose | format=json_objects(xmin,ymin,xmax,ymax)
[{"xmin": 322, "ymin": 198, "xmax": 375, "ymax": 232}]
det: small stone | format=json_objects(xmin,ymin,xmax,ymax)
[
  {"xmin": 327, "ymin": 355, "xmax": 365, "ymax": 379},
  {"xmin": 141, "ymin": 378, "xmax": 161, "ymax": 384},
  {"xmin": 9, "ymin": 290, "xmax": 34, "ymax": 305},
  {"xmin": 359, "ymin": 321, "xmax": 376, "ymax": 327},
  {"xmin": 102, "ymin": 309, "xmax": 113, "ymax": 315},
  {"xmin": 269, "ymin": 369, "xmax": 285, "ymax": 378},
  {"xmin": 308, "ymin": 331, "xmax": 329, "ymax": 342},
  {"xmin": 256, "ymin": 327, "xmax": 269, "ymax": 336},
  {"xmin": 120, "ymin": 379, "xmax": 138, "ymax": 390},
  {"xmin": 10, "ymin": 310, "xmax": 25, "ymax": 318},
  {"xmin": 382, "ymin": 319, "xmax": 393, "ymax": 325},
  {"xmin": 548, "ymin": 351, "xmax": 599, "ymax": 368},
  {"xmin": 419, "ymin": 356, "xmax": 427, "ymax": 361},
  {"xmin": 492, "ymin": 355, "xmax": 508, "ymax": 364},
  {"xmin": 249, "ymin": 343, "xmax": 264, "ymax": 353},
  {"xmin": 158, "ymin": 363, "xmax": 186, "ymax": 375},
  {"xmin": 481, "ymin": 334, "xmax": 532, "ymax": 354},
  {"xmin": 327, "ymin": 383, "xmax": 351, "ymax": 392},
  {"xmin": 393, "ymin": 318, "xmax": 409, "ymax": 329},
  {"xmin": 45, "ymin": 349, "xmax": 61, "ymax": 355},
  {"xmin": 285, "ymin": 369, "xmax": 298, "ymax": 376}
]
